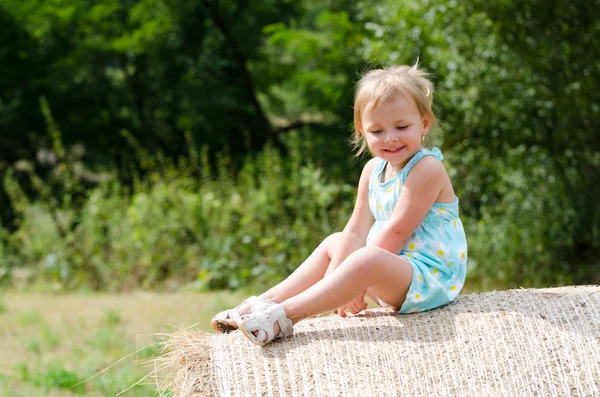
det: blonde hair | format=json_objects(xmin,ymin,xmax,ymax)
[{"xmin": 352, "ymin": 64, "xmax": 437, "ymax": 157}]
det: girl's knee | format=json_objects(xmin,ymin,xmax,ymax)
[
  {"xmin": 324, "ymin": 230, "xmax": 362, "ymax": 247},
  {"xmin": 324, "ymin": 232, "xmax": 343, "ymax": 243},
  {"xmin": 323, "ymin": 231, "xmax": 371, "ymax": 269},
  {"xmin": 348, "ymin": 247, "xmax": 384, "ymax": 274},
  {"xmin": 354, "ymin": 246, "xmax": 384, "ymax": 259},
  {"xmin": 321, "ymin": 232, "xmax": 343, "ymax": 258}
]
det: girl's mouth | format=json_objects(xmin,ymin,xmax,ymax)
[{"xmin": 383, "ymin": 146, "xmax": 404, "ymax": 153}]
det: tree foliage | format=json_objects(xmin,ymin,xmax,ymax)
[{"xmin": 0, "ymin": 0, "xmax": 598, "ymax": 289}]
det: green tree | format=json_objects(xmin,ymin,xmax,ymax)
[
  {"xmin": 1, "ymin": 0, "xmax": 598, "ymax": 290},
  {"xmin": 0, "ymin": 0, "xmax": 303, "ymax": 164},
  {"xmin": 354, "ymin": 0, "xmax": 600, "ymax": 285}
]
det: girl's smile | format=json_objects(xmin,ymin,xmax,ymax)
[
  {"xmin": 360, "ymin": 92, "xmax": 431, "ymax": 173},
  {"xmin": 383, "ymin": 145, "xmax": 406, "ymax": 153}
]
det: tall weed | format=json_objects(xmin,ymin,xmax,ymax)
[{"xmin": 1, "ymin": 123, "xmax": 355, "ymax": 290}]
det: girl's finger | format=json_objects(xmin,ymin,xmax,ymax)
[{"xmin": 349, "ymin": 302, "xmax": 361, "ymax": 314}]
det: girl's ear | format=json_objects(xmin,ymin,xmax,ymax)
[
  {"xmin": 422, "ymin": 115, "xmax": 432, "ymax": 134},
  {"xmin": 357, "ymin": 121, "xmax": 363, "ymax": 134}
]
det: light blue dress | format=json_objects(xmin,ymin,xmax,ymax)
[{"xmin": 366, "ymin": 147, "xmax": 468, "ymax": 313}]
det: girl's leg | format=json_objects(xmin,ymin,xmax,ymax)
[
  {"xmin": 259, "ymin": 231, "xmax": 364, "ymax": 303},
  {"xmin": 226, "ymin": 231, "xmax": 364, "ymax": 321},
  {"xmin": 283, "ymin": 246, "xmax": 413, "ymax": 323}
]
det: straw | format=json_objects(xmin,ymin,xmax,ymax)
[{"xmin": 153, "ymin": 286, "xmax": 600, "ymax": 396}]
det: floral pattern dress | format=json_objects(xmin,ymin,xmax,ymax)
[{"xmin": 366, "ymin": 147, "xmax": 468, "ymax": 313}]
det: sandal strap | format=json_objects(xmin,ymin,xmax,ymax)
[
  {"xmin": 276, "ymin": 316, "xmax": 294, "ymax": 337},
  {"xmin": 227, "ymin": 295, "xmax": 271, "ymax": 321},
  {"xmin": 256, "ymin": 329, "xmax": 269, "ymax": 344},
  {"xmin": 237, "ymin": 304, "xmax": 294, "ymax": 346},
  {"xmin": 246, "ymin": 296, "xmax": 276, "ymax": 314},
  {"xmin": 212, "ymin": 296, "xmax": 276, "ymax": 325}
]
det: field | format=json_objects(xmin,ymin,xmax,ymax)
[{"xmin": 0, "ymin": 291, "xmax": 247, "ymax": 396}]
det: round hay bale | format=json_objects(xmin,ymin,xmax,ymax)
[{"xmin": 154, "ymin": 286, "xmax": 600, "ymax": 396}]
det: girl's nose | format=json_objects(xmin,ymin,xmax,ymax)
[{"xmin": 385, "ymin": 134, "xmax": 398, "ymax": 143}]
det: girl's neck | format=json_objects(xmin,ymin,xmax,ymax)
[
  {"xmin": 386, "ymin": 163, "xmax": 404, "ymax": 176},
  {"xmin": 381, "ymin": 161, "xmax": 404, "ymax": 182},
  {"xmin": 381, "ymin": 147, "xmax": 423, "ymax": 181}
]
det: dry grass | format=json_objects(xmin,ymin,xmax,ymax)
[
  {"xmin": 156, "ymin": 286, "xmax": 600, "ymax": 397},
  {"xmin": 0, "ymin": 290, "xmax": 246, "ymax": 396}
]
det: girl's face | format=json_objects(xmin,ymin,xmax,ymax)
[{"xmin": 360, "ymin": 92, "xmax": 430, "ymax": 172}]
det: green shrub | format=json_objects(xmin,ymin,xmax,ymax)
[
  {"xmin": 2, "ymin": 102, "xmax": 596, "ymax": 291},
  {"xmin": 1, "ymin": 130, "xmax": 355, "ymax": 291},
  {"xmin": 448, "ymin": 145, "xmax": 590, "ymax": 289}
]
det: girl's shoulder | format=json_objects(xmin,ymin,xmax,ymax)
[
  {"xmin": 404, "ymin": 151, "xmax": 455, "ymax": 203},
  {"xmin": 357, "ymin": 157, "xmax": 380, "ymax": 190},
  {"xmin": 360, "ymin": 157, "xmax": 380, "ymax": 179},
  {"xmin": 406, "ymin": 154, "xmax": 447, "ymax": 182},
  {"xmin": 401, "ymin": 147, "xmax": 446, "ymax": 182},
  {"xmin": 363, "ymin": 157, "xmax": 379, "ymax": 172}
]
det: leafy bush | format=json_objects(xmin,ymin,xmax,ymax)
[
  {"xmin": 0, "ymin": 130, "xmax": 355, "ymax": 291},
  {"xmin": 2, "ymin": 113, "xmax": 597, "ymax": 291},
  {"xmin": 454, "ymin": 146, "xmax": 578, "ymax": 289}
]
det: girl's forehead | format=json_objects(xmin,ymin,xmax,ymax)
[{"xmin": 363, "ymin": 93, "xmax": 418, "ymax": 120}]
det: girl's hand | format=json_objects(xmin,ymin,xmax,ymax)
[{"xmin": 335, "ymin": 290, "xmax": 368, "ymax": 317}]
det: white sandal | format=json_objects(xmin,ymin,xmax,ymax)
[
  {"xmin": 236, "ymin": 303, "xmax": 294, "ymax": 346},
  {"xmin": 211, "ymin": 296, "xmax": 275, "ymax": 334}
]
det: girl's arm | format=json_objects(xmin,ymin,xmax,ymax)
[
  {"xmin": 323, "ymin": 158, "xmax": 377, "ymax": 278},
  {"xmin": 370, "ymin": 156, "xmax": 452, "ymax": 253},
  {"xmin": 342, "ymin": 157, "xmax": 377, "ymax": 242},
  {"xmin": 328, "ymin": 158, "xmax": 377, "ymax": 316}
]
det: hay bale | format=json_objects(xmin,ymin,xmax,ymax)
[{"xmin": 154, "ymin": 286, "xmax": 600, "ymax": 396}]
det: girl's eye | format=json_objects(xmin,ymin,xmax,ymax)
[
  {"xmin": 369, "ymin": 130, "xmax": 383, "ymax": 134},
  {"xmin": 396, "ymin": 125, "xmax": 409, "ymax": 130}
]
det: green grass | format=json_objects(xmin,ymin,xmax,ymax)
[{"xmin": 0, "ymin": 290, "xmax": 247, "ymax": 396}]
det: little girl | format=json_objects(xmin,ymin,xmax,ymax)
[{"xmin": 211, "ymin": 64, "xmax": 468, "ymax": 346}]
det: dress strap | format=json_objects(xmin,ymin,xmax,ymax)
[
  {"xmin": 369, "ymin": 158, "xmax": 386, "ymax": 189},
  {"xmin": 400, "ymin": 147, "xmax": 444, "ymax": 183}
]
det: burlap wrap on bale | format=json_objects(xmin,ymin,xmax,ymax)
[{"xmin": 153, "ymin": 286, "xmax": 600, "ymax": 396}]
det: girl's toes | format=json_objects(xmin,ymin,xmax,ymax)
[
  {"xmin": 251, "ymin": 322, "xmax": 280, "ymax": 338},
  {"xmin": 238, "ymin": 302, "xmax": 251, "ymax": 316}
]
